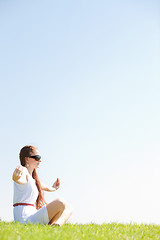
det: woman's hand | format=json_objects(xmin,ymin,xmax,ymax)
[
  {"xmin": 52, "ymin": 178, "xmax": 60, "ymax": 190},
  {"xmin": 14, "ymin": 165, "xmax": 24, "ymax": 178},
  {"xmin": 12, "ymin": 165, "xmax": 28, "ymax": 184},
  {"xmin": 40, "ymin": 178, "xmax": 60, "ymax": 192}
]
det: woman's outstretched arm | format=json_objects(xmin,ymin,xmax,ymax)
[
  {"xmin": 40, "ymin": 178, "xmax": 60, "ymax": 192},
  {"xmin": 12, "ymin": 165, "xmax": 28, "ymax": 184}
]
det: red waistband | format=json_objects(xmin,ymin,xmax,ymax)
[{"xmin": 13, "ymin": 203, "xmax": 35, "ymax": 207}]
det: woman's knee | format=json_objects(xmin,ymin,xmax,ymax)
[
  {"xmin": 55, "ymin": 198, "xmax": 66, "ymax": 210},
  {"xmin": 46, "ymin": 198, "xmax": 66, "ymax": 221}
]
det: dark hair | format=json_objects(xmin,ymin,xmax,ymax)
[{"xmin": 19, "ymin": 145, "xmax": 46, "ymax": 210}]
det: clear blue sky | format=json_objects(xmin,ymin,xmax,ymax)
[{"xmin": 0, "ymin": 0, "xmax": 160, "ymax": 224}]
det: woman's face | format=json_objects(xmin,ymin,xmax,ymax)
[{"xmin": 26, "ymin": 148, "xmax": 42, "ymax": 169}]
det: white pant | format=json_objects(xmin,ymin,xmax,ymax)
[{"xmin": 13, "ymin": 205, "xmax": 49, "ymax": 224}]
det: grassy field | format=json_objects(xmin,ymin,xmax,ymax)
[{"xmin": 1, "ymin": 221, "xmax": 160, "ymax": 240}]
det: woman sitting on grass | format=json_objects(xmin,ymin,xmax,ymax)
[{"xmin": 12, "ymin": 145, "xmax": 72, "ymax": 226}]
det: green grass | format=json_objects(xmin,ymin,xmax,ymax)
[{"xmin": 1, "ymin": 221, "xmax": 160, "ymax": 240}]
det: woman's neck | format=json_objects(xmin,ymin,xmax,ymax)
[{"xmin": 26, "ymin": 166, "xmax": 34, "ymax": 176}]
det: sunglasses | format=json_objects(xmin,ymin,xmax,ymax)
[{"xmin": 29, "ymin": 155, "xmax": 41, "ymax": 161}]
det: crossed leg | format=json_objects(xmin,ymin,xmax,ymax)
[{"xmin": 46, "ymin": 198, "xmax": 72, "ymax": 226}]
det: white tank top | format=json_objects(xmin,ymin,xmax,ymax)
[{"xmin": 13, "ymin": 168, "xmax": 39, "ymax": 205}]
